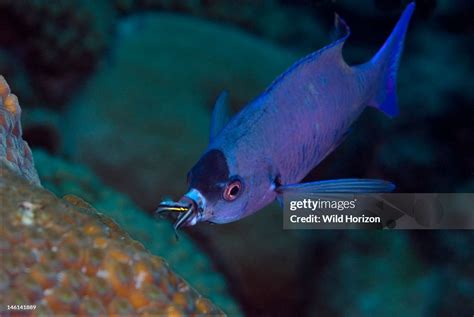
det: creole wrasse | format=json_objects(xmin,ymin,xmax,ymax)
[{"xmin": 157, "ymin": 3, "xmax": 416, "ymax": 230}]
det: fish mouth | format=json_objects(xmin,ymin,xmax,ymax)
[{"xmin": 156, "ymin": 188, "xmax": 206, "ymax": 231}]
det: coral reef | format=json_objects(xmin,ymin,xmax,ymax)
[
  {"xmin": 64, "ymin": 13, "xmax": 298, "ymax": 211},
  {"xmin": 0, "ymin": 164, "xmax": 223, "ymax": 316},
  {"xmin": 33, "ymin": 149, "xmax": 242, "ymax": 316},
  {"xmin": 0, "ymin": 75, "xmax": 39, "ymax": 185},
  {"xmin": 0, "ymin": 75, "xmax": 225, "ymax": 315},
  {"xmin": 0, "ymin": 74, "xmax": 236, "ymax": 315}
]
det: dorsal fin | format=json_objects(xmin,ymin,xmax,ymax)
[
  {"xmin": 209, "ymin": 90, "xmax": 230, "ymax": 142},
  {"xmin": 263, "ymin": 13, "xmax": 351, "ymax": 95},
  {"xmin": 332, "ymin": 13, "xmax": 351, "ymax": 53}
]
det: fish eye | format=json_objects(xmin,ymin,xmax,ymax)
[{"xmin": 223, "ymin": 179, "xmax": 242, "ymax": 201}]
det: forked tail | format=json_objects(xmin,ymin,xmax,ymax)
[{"xmin": 364, "ymin": 2, "xmax": 415, "ymax": 117}]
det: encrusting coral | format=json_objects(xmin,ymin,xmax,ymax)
[
  {"xmin": 0, "ymin": 165, "xmax": 223, "ymax": 316},
  {"xmin": 0, "ymin": 75, "xmax": 225, "ymax": 315},
  {"xmin": 32, "ymin": 149, "xmax": 242, "ymax": 316},
  {"xmin": 0, "ymin": 75, "xmax": 40, "ymax": 185}
]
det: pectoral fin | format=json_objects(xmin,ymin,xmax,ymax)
[
  {"xmin": 210, "ymin": 90, "xmax": 230, "ymax": 142},
  {"xmin": 276, "ymin": 178, "xmax": 395, "ymax": 194}
]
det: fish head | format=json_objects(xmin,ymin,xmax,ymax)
[{"xmin": 157, "ymin": 149, "xmax": 274, "ymax": 229}]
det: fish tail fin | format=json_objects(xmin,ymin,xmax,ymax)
[{"xmin": 366, "ymin": 2, "xmax": 415, "ymax": 118}]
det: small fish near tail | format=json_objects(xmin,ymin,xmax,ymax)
[{"xmin": 362, "ymin": 2, "xmax": 415, "ymax": 118}]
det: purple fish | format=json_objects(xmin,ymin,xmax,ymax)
[{"xmin": 157, "ymin": 3, "xmax": 415, "ymax": 230}]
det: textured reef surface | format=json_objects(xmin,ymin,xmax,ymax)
[
  {"xmin": 0, "ymin": 164, "xmax": 223, "ymax": 316},
  {"xmin": 0, "ymin": 76, "xmax": 40, "ymax": 185},
  {"xmin": 0, "ymin": 76, "xmax": 228, "ymax": 315},
  {"xmin": 32, "ymin": 149, "xmax": 241, "ymax": 316}
]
